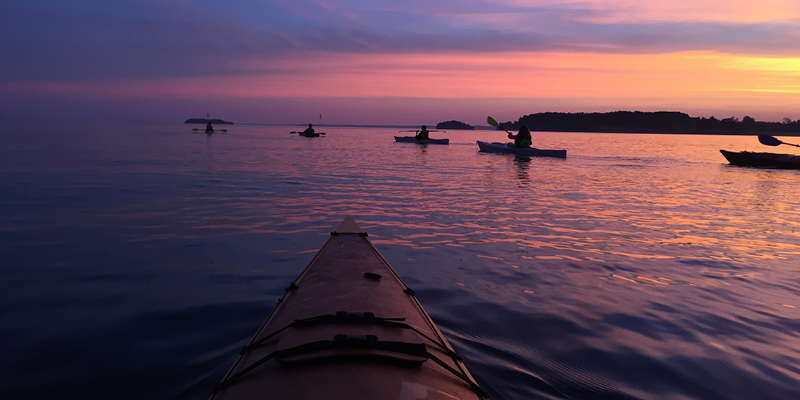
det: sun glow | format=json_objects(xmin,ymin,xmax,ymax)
[
  {"xmin": 10, "ymin": 51, "xmax": 795, "ymax": 98},
  {"xmin": 4, "ymin": 50, "xmax": 799, "ymax": 120}
]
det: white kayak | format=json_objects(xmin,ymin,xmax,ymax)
[
  {"xmin": 477, "ymin": 140, "xmax": 566, "ymax": 158},
  {"xmin": 395, "ymin": 136, "xmax": 449, "ymax": 145}
]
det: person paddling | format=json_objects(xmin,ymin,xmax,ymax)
[
  {"xmin": 303, "ymin": 124, "xmax": 315, "ymax": 135},
  {"xmin": 206, "ymin": 121, "xmax": 214, "ymax": 133},
  {"xmin": 414, "ymin": 125, "xmax": 430, "ymax": 140},
  {"xmin": 508, "ymin": 125, "xmax": 532, "ymax": 148}
]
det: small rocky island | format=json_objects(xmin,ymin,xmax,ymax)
[
  {"xmin": 436, "ymin": 120, "xmax": 474, "ymax": 130},
  {"xmin": 185, "ymin": 118, "xmax": 234, "ymax": 125}
]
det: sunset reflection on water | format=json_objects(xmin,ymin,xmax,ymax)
[{"xmin": 1, "ymin": 122, "xmax": 799, "ymax": 399}]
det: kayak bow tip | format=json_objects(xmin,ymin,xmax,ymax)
[{"xmin": 335, "ymin": 216, "xmax": 363, "ymax": 234}]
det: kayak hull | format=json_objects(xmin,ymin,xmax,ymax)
[
  {"xmin": 720, "ymin": 150, "xmax": 800, "ymax": 169},
  {"xmin": 210, "ymin": 217, "xmax": 485, "ymax": 400},
  {"xmin": 477, "ymin": 140, "xmax": 566, "ymax": 158},
  {"xmin": 395, "ymin": 136, "xmax": 449, "ymax": 145},
  {"xmin": 298, "ymin": 132, "xmax": 320, "ymax": 137}
]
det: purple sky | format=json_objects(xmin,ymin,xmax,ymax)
[{"xmin": 2, "ymin": 0, "xmax": 799, "ymax": 125}]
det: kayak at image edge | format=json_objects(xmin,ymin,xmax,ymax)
[
  {"xmin": 394, "ymin": 136, "xmax": 450, "ymax": 145},
  {"xmin": 720, "ymin": 150, "xmax": 800, "ymax": 169},
  {"xmin": 209, "ymin": 216, "xmax": 488, "ymax": 400},
  {"xmin": 476, "ymin": 140, "xmax": 566, "ymax": 158}
]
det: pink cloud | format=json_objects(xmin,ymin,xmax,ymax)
[
  {"xmin": 312, "ymin": 0, "xmax": 336, "ymax": 11},
  {"xmin": 496, "ymin": 0, "xmax": 800, "ymax": 23},
  {"xmin": 4, "ymin": 50, "xmax": 799, "ymax": 123}
]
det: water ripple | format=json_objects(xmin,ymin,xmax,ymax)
[{"xmin": 1, "ymin": 123, "xmax": 799, "ymax": 399}]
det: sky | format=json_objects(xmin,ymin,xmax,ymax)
[{"xmin": 2, "ymin": 0, "xmax": 799, "ymax": 125}]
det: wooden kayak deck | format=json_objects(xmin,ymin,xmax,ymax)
[{"xmin": 210, "ymin": 216, "xmax": 486, "ymax": 400}]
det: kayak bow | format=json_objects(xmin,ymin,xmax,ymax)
[{"xmin": 210, "ymin": 216, "xmax": 487, "ymax": 400}]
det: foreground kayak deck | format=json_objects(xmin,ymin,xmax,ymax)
[
  {"xmin": 477, "ymin": 141, "xmax": 567, "ymax": 158},
  {"xmin": 210, "ymin": 217, "xmax": 486, "ymax": 400},
  {"xmin": 720, "ymin": 150, "xmax": 800, "ymax": 169},
  {"xmin": 395, "ymin": 136, "xmax": 450, "ymax": 145}
]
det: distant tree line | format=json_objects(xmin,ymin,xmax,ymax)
[
  {"xmin": 185, "ymin": 118, "xmax": 233, "ymax": 125},
  {"xmin": 497, "ymin": 111, "xmax": 800, "ymax": 134},
  {"xmin": 436, "ymin": 120, "xmax": 474, "ymax": 130}
]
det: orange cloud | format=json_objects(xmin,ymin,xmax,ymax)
[
  {"xmin": 229, "ymin": 51, "xmax": 800, "ymax": 99},
  {"xmin": 4, "ymin": 50, "xmax": 798, "ymax": 120}
]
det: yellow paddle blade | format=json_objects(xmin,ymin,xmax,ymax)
[{"xmin": 487, "ymin": 116, "xmax": 499, "ymax": 127}]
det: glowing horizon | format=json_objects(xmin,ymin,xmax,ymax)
[{"xmin": 2, "ymin": 1, "xmax": 799, "ymax": 124}]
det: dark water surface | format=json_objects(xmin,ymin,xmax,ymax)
[{"xmin": 2, "ymin": 122, "xmax": 799, "ymax": 399}]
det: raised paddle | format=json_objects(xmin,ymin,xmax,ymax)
[
  {"xmin": 487, "ymin": 116, "xmax": 513, "ymax": 135},
  {"xmin": 758, "ymin": 134, "xmax": 800, "ymax": 148}
]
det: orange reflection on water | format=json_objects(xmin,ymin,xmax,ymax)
[
  {"xmin": 701, "ymin": 269, "xmax": 761, "ymax": 279},
  {"xmin": 606, "ymin": 251, "xmax": 676, "ymax": 259},
  {"xmin": 611, "ymin": 273, "xmax": 691, "ymax": 286},
  {"xmin": 179, "ymin": 127, "xmax": 800, "ymax": 297}
]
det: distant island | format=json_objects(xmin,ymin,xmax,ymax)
[
  {"xmin": 436, "ymin": 120, "xmax": 474, "ymax": 130},
  {"xmin": 185, "ymin": 118, "xmax": 234, "ymax": 125},
  {"xmin": 495, "ymin": 112, "xmax": 800, "ymax": 135}
]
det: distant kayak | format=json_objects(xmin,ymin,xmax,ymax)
[
  {"xmin": 477, "ymin": 140, "xmax": 567, "ymax": 158},
  {"xmin": 720, "ymin": 150, "xmax": 800, "ymax": 169},
  {"xmin": 192, "ymin": 128, "xmax": 227, "ymax": 133},
  {"xmin": 298, "ymin": 131, "xmax": 320, "ymax": 137},
  {"xmin": 210, "ymin": 216, "xmax": 487, "ymax": 400},
  {"xmin": 394, "ymin": 136, "xmax": 449, "ymax": 145}
]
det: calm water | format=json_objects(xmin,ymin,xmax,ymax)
[{"xmin": 1, "ymin": 121, "xmax": 799, "ymax": 399}]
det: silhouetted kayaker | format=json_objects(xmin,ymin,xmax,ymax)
[
  {"xmin": 303, "ymin": 124, "xmax": 315, "ymax": 135},
  {"xmin": 415, "ymin": 125, "xmax": 430, "ymax": 140},
  {"xmin": 508, "ymin": 126, "xmax": 531, "ymax": 148},
  {"xmin": 206, "ymin": 121, "xmax": 214, "ymax": 133}
]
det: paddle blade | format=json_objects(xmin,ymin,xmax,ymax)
[
  {"xmin": 487, "ymin": 116, "xmax": 499, "ymax": 127},
  {"xmin": 758, "ymin": 135, "xmax": 782, "ymax": 146}
]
